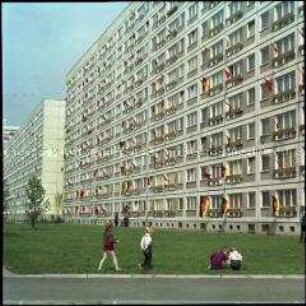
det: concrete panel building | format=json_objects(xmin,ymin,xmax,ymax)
[
  {"xmin": 4, "ymin": 99, "xmax": 66, "ymax": 221},
  {"xmin": 64, "ymin": 1, "xmax": 305, "ymax": 235},
  {"xmin": 3, "ymin": 119, "xmax": 19, "ymax": 156}
]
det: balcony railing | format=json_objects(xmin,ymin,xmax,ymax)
[
  {"xmin": 225, "ymin": 174, "xmax": 243, "ymax": 184},
  {"xmin": 272, "ymin": 127, "xmax": 297, "ymax": 141},
  {"xmin": 273, "ymin": 166, "xmax": 297, "ymax": 178},
  {"xmin": 271, "ymin": 50, "xmax": 295, "ymax": 67},
  {"xmin": 273, "ymin": 89, "xmax": 296, "ymax": 104},
  {"xmin": 226, "ymin": 42, "xmax": 244, "ymax": 56},
  {"xmin": 271, "ymin": 12, "xmax": 294, "ymax": 31}
]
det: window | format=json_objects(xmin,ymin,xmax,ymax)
[
  {"xmin": 261, "ymin": 155, "xmax": 270, "ymax": 171},
  {"xmin": 277, "ymin": 189, "xmax": 296, "ymax": 207},
  {"xmin": 276, "ymin": 149, "xmax": 296, "ymax": 168},
  {"xmin": 228, "ymin": 2, "xmax": 241, "ymax": 15},
  {"xmin": 211, "ymin": 71, "xmax": 223, "ymax": 87},
  {"xmin": 247, "ymin": 122, "xmax": 255, "ymax": 140},
  {"xmin": 247, "ymin": 87, "xmax": 256, "ymax": 105},
  {"xmin": 229, "ymin": 28, "xmax": 242, "ymax": 46},
  {"xmin": 187, "ymin": 197, "xmax": 197, "ymax": 210},
  {"xmin": 260, "ymin": 46, "xmax": 270, "ymax": 65},
  {"xmin": 187, "ymin": 84, "xmax": 198, "ymax": 100},
  {"xmin": 261, "ymin": 118, "xmax": 270, "ymax": 135},
  {"xmin": 261, "ymin": 191, "xmax": 270, "ymax": 207},
  {"xmin": 260, "ymin": 11, "xmax": 269, "ymax": 31},
  {"xmin": 209, "ymin": 101, "xmax": 223, "ymax": 118},
  {"xmin": 228, "ymin": 93, "xmax": 242, "ymax": 109},
  {"xmin": 229, "ymin": 160, "xmax": 242, "ymax": 175},
  {"xmin": 274, "ymin": 1, "xmax": 294, "ymax": 21},
  {"xmin": 210, "ymin": 40, "xmax": 223, "ymax": 58},
  {"xmin": 228, "ymin": 126, "xmax": 242, "ymax": 141},
  {"xmin": 188, "ymin": 3, "xmax": 198, "ymax": 20},
  {"xmin": 187, "ymin": 139, "xmax": 197, "ymax": 154},
  {"xmin": 187, "ymin": 112, "xmax": 197, "ymax": 127},
  {"xmin": 247, "ymin": 54, "xmax": 255, "ymax": 71},
  {"xmin": 210, "ymin": 9, "xmax": 224, "ymax": 29},
  {"xmin": 187, "ymin": 56, "xmax": 197, "ymax": 72},
  {"xmin": 276, "ymin": 72, "xmax": 295, "ymax": 93},
  {"xmin": 211, "ymin": 132, "xmax": 223, "ymax": 147},
  {"xmin": 277, "ymin": 110, "xmax": 296, "ymax": 130},
  {"xmin": 187, "ymin": 168, "xmax": 197, "ymax": 182},
  {"xmin": 229, "ymin": 193, "xmax": 242, "ymax": 208},
  {"xmin": 278, "ymin": 33, "xmax": 294, "ymax": 54},
  {"xmin": 188, "ymin": 29, "xmax": 198, "ymax": 46},
  {"xmin": 248, "ymin": 157, "xmax": 256, "ymax": 173},
  {"xmin": 211, "ymin": 195, "xmax": 223, "ymax": 209},
  {"xmin": 246, "ymin": 20, "xmax": 255, "ymax": 40},
  {"xmin": 248, "ymin": 192, "xmax": 256, "ymax": 208}
]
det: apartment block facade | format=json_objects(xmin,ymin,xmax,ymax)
[
  {"xmin": 64, "ymin": 1, "xmax": 305, "ymax": 235},
  {"xmin": 3, "ymin": 119, "xmax": 19, "ymax": 156},
  {"xmin": 4, "ymin": 99, "xmax": 66, "ymax": 220}
]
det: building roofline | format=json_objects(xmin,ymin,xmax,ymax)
[{"xmin": 65, "ymin": 2, "xmax": 132, "ymax": 79}]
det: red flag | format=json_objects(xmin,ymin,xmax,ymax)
[
  {"xmin": 224, "ymin": 67, "xmax": 232, "ymax": 80},
  {"xmin": 264, "ymin": 78, "xmax": 274, "ymax": 92},
  {"xmin": 202, "ymin": 76, "xmax": 210, "ymax": 93}
]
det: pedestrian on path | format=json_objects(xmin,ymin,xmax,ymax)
[
  {"xmin": 97, "ymin": 221, "xmax": 121, "ymax": 272},
  {"xmin": 139, "ymin": 227, "xmax": 153, "ymax": 270}
]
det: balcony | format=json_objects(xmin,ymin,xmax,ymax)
[
  {"xmin": 208, "ymin": 114, "xmax": 223, "ymax": 126},
  {"xmin": 186, "ymin": 152, "xmax": 198, "ymax": 161},
  {"xmin": 225, "ymin": 75, "xmax": 243, "ymax": 88},
  {"xmin": 225, "ymin": 107, "xmax": 243, "ymax": 119},
  {"xmin": 271, "ymin": 12, "xmax": 294, "ymax": 32},
  {"xmin": 225, "ymin": 174, "xmax": 243, "ymax": 184},
  {"xmin": 208, "ymin": 24, "xmax": 223, "ymax": 38},
  {"xmin": 277, "ymin": 206, "xmax": 297, "ymax": 218},
  {"xmin": 207, "ymin": 177, "xmax": 223, "ymax": 186},
  {"xmin": 167, "ymin": 5, "xmax": 178, "ymax": 16},
  {"xmin": 272, "ymin": 127, "xmax": 297, "ymax": 141},
  {"xmin": 271, "ymin": 50, "xmax": 295, "ymax": 67},
  {"xmin": 226, "ymin": 42, "xmax": 244, "ymax": 56},
  {"xmin": 208, "ymin": 53, "xmax": 224, "ymax": 67},
  {"xmin": 227, "ymin": 208, "xmax": 243, "ymax": 218},
  {"xmin": 208, "ymin": 83, "xmax": 223, "ymax": 96},
  {"xmin": 273, "ymin": 166, "xmax": 297, "ymax": 178},
  {"xmin": 226, "ymin": 139, "xmax": 243, "ymax": 150},
  {"xmin": 166, "ymin": 29, "xmax": 178, "ymax": 42},
  {"xmin": 272, "ymin": 89, "xmax": 296, "ymax": 104}
]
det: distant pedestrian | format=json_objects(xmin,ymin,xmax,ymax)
[
  {"xmin": 114, "ymin": 212, "xmax": 119, "ymax": 228},
  {"xmin": 301, "ymin": 212, "xmax": 306, "ymax": 243},
  {"xmin": 139, "ymin": 227, "xmax": 153, "ymax": 270},
  {"xmin": 227, "ymin": 247, "xmax": 243, "ymax": 270},
  {"xmin": 122, "ymin": 205, "xmax": 130, "ymax": 227},
  {"xmin": 208, "ymin": 247, "xmax": 229, "ymax": 270},
  {"xmin": 97, "ymin": 221, "xmax": 121, "ymax": 272}
]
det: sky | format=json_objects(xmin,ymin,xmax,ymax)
[{"xmin": 2, "ymin": 2, "xmax": 129, "ymax": 126}]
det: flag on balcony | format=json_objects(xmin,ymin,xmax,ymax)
[
  {"xmin": 224, "ymin": 67, "xmax": 233, "ymax": 80},
  {"xmin": 264, "ymin": 78, "xmax": 274, "ymax": 93},
  {"xmin": 298, "ymin": 69, "xmax": 304, "ymax": 86},
  {"xmin": 163, "ymin": 174, "xmax": 168, "ymax": 182},
  {"xmin": 221, "ymin": 165, "xmax": 228, "ymax": 178},
  {"xmin": 271, "ymin": 195, "xmax": 280, "ymax": 217},
  {"xmin": 202, "ymin": 76, "xmax": 210, "ymax": 93},
  {"xmin": 202, "ymin": 167, "xmax": 211, "ymax": 179},
  {"xmin": 203, "ymin": 196, "xmax": 210, "ymax": 217},
  {"xmin": 271, "ymin": 43, "xmax": 279, "ymax": 58},
  {"xmin": 298, "ymin": 29, "xmax": 304, "ymax": 46},
  {"xmin": 221, "ymin": 197, "xmax": 229, "ymax": 216},
  {"xmin": 75, "ymin": 190, "xmax": 79, "ymax": 199}
]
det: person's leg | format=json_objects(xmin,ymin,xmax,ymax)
[
  {"xmin": 110, "ymin": 251, "xmax": 121, "ymax": 271},
  {"xmin": 142, "ymin": 250, "xmax": 149, "ymax": 269},
  {"xmin": 147, "ymin": 246, "xmax": 152, "ymax": 269},
  {"xmin": 97, "ymin": 252, "xmax": 108, "ymax": 271}
]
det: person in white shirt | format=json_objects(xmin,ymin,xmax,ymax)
[
  {"xmin": 227, "ymin": 247, "xmax": 243, "ymax": 270},
  {"xmin": 139, "ymin": 227, "xmax": 153, "ymax": 270}
]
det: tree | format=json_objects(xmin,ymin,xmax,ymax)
[
  {"xmin": 3, "ymin": 180, "xmax": 10, "ymax": 222},
  {"xmin": 24, "ymin": 176, "xmax": 50, "ymax": 230}
]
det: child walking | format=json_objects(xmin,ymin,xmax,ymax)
[
  {"xmin": 139, "ymin": 227, "xmax": 153, "ymax": 270},
  {"xmin": 97, "ymin": 221, "xmax": 121, "ymax": 272}
]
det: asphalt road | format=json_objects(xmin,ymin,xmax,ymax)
[{"xmin": 3, "ymin": 275, "xmax": 305, "ymax": 304}]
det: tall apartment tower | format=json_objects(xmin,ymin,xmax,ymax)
[
  {"xmin": 4, "ymin": 99, "xmax": 66, "ymax": 221},
  {"xmin": 3, "ymin": 119, "xmax": 19, "ymax": 156},
  {"xmin": 64, "ymin": 2, "xmax": 305, "ymax": 235}
]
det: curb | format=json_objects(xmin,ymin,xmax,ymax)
[{"xmin": 3, "ymin": 273, "xmax": 305, "ymax": 279}]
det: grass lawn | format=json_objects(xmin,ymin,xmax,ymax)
[{"xmin": 3, "ymin": 223, "xmax": 305, "ymax": 275}]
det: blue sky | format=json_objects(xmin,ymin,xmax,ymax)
[{"xmin": 2, "ymin": 2, "xmax": 129, "ymax": 126}]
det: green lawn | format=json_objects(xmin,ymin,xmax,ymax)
[{"xmin": 3, "ymin": 223, "xmax": 305, "ymax": 274}]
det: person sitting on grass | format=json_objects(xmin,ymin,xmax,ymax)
[
  {"xmin": 208, "ymin": 247, "xmax": 229, "ymax": 270},
  {"xmin": 227, "ymin": 247, "xmax": 243, "ymax": 270}
]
